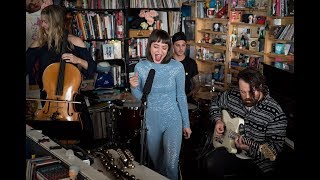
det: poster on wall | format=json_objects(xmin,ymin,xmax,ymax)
[{"xmin": 26, "ymin": 0, "xmax": 53, "ymax": 50}]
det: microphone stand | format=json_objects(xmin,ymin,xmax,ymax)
[{"xmin": 139, "ymin": 96, "xmax": 148, "ymax": 165}]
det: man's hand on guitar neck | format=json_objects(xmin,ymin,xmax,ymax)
[
  {"xmin": 235, "ymin": 136, "xmax": 250, "ymax": 151},
  {"xmin": 214, "ymin": 118, "xmax": 225, "ymax": 137}
]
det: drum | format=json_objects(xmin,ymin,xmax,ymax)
[
  {"xmin": 88, "ymin": 102, "xmax": 116, "ymax": 140},
  {"xmin": 196, "ymin": 98, "xmax": 212, "ymax": 130},
  {"xmin": 115, "ymin": 101, "xmax": 141, "ymax": 140}
]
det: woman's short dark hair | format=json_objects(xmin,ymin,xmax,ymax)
[
  {"xmin": 146, "ymin": 29, "xmax": 173, "ymax": 64},
  {"xmin": 237, "ymin": 67, "xmax": 268, "ymax": 95}
]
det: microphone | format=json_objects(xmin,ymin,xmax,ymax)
[{"xmin": 141, "ymin": 69, "xmax": 155, "ymax": 104}]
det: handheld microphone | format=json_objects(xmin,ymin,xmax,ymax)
[{"xmin": 141, "ymin": 69, "xmax": 155, "ymax": 103}]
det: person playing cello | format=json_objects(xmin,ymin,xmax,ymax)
[{"xmin": 26, "ymin": 5, "xmax": 97, "ymax": 148}]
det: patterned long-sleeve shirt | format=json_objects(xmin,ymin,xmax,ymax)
[{"xmin": 209, "ymin": 88, "xmax": 287, "ymax": 173}]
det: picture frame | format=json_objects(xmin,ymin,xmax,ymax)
[
  {"xmin": 102, "ymin": 43, "xmax": 114, "ymax": 60},
  {"xmin": 184, "ymin": 20, "xmax": 195, "ymax": 41}
]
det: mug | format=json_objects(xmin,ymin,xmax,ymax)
[{"xmin": 207, "ymin": 8, "xmax": 215, "ymax": 18}]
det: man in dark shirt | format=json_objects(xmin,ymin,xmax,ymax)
[
  {"xmin": 205, "ymin": 67, "xmax": 287, "ymax": 179},
  {"xmin": 172, "ymin": 32, "xmax": 200, "ymax": 105}
]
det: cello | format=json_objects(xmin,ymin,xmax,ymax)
[{"xmin": 33, "ymin": 30, "xmax": 83, "ymax": 128}]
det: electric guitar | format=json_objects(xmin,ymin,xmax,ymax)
[{"xmin": 212, "ymin": 110, "xmax": 276, "ymax": 161}]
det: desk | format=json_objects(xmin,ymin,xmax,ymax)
[
  {"xmin": 91, "ymin": 149, "xmax": 169, "ymax": 180},
  {"xmin": 26, "ymin": 124, "xmax": 168, "ymax": 180}
]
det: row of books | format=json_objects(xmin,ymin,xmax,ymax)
[
  {"xmin": 84, "ymin": 0, "xmax": 124, "ymax": 9},
  {"xmin": 271, "ymin": 0, "xmax": 294, "ymax": 17},
  {"xmin": 129, "ymin": 38, "xmax": 149, "ymax": 58},
  {"xmin": 26, "ymin": 156, "xmax": 69, "ymax": 180},
  {"xmin": 72, "ymin": 11, "xmax": 123, "ymax": 40},
  {"xmin": 273, "ymin": 42, "xmax": 294, "ymax": 55},
  {"xmin": 130, "ymin": 0, "xmax": 180, "ymax": 8},
  {"xmin": 271, "ymin": 23, "xmax": 294, "ymax": 41}
]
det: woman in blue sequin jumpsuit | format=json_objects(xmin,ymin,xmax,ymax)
[{"xmin": 129, "ymin": 29, "xmax": 192, "ymax": 180}]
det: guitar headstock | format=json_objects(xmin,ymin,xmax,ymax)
[{"xmin": 260, "ymin": 144, "xmax": 276, "ymax": 161}]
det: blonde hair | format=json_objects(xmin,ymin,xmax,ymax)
[{"xmin": 38, "ymin": 5, "xmax": 66, "ymax": 53}]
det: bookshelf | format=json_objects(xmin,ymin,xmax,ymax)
[
  {"xmin": 68, "ymin": 0, "xmax": 183, "ymax": 89},
  {"xmin": 68, "ymin": 0, "xmax": 127, "ymax": 88},
  {"xmin": 186, "ymin": 0, "xmax": 230, "ymax": 91},
  {"xmin": 188, "ymin": 0, "xmax": 294, "ymax": 91},
  {"xmin": 264, "ymin": 15, "xmax": 294, "ymax": 73},
  {"xmin": 127, "ymin": 1, "xmax": 183, "ymax": 77}
]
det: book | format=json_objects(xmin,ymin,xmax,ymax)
[
  {"xmin": 112, "ymin": 40, "xmax": 122, "ymax": 59},
  {"xmin": 284, "ymin": 43, "xmax": 291, "ymax": 55},
  {"xmin": 102, "ymin": 43, "xmax": 114, "ymax": 60},
  {"xmin": 275, "ymin": 43, "xmax": 284, "ymax": 54}
]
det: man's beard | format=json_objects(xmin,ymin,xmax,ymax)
[{"xmin": 243, "ymin": 98, "xmax": 258, "ymax": 107}]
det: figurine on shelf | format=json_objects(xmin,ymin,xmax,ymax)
[
  {"xmin": 248, "ymin": 15, "xmax": 253, "ymax": 24},
  {"xmin": 232, "ymin": 0, "xmax": 237, "ymax": 8},
  {"xmin": 253, "ymin": 15, "xmax": 257, "ymax": 24},
  {"xmin": 213, "ymin": 23, "xmax": 220, "ymax": 31},
  {"xmin": 196, "ymin": 48, "xmax": 202, "ymax": 59},
  {"xmin": 213, "ymin": 67, "xmax": 220, "ymax": 81},
  {"xmin": 231, "ymin": 27, "xmax": 237, "ymax": 47},
  {"xmin": 203, "ymin": 33, "xmax": 210, "ymax": 43}
]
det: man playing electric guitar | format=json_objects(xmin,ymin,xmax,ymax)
[{"xmin": 204, "ymin": 67, "xmax": 288, "ymax": 179}]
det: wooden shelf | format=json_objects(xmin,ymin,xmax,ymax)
[
  {"xmin": 267, "ymin": 38, "xmax": 294, "ymax": 43},
  {"xmin": 186, "ymin": 41, "xmax": 197, "ymax": 46},
  {"xmin": 196, "ymin": 18, "xmax": 228, "ymax": 22},
  {"xmin": 198, "ymin": 29, "xmax": 227, "ymax": 35},
  {"xmin": 229, "ymin": 66, "xmax": 246, "ymax": 72},
  {"xmin": 231, "ymin": 22, "xmax": 266, "ymax": 27},
  {"xmin": 233, "ymin": 7, "xmax": 267, "ymax": 12},
  {"xmin": 195, "ymin": 43, "xmax": 227, "ymax": 51},
  {"xmin": 231, "ymin": 47, "xmax": 264, "ymax": 56},
  {"xmin": 266, "ymin": 53, "xmax": 294, "ymax": 60},
  {"xmin": 268, "ymin": 16, "xmax": 294, "ymax": 19},
  {"xmin": 196, "ymin": 59, "xmax": 225, "ymax": 65}
]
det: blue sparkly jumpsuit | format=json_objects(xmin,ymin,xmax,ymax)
[{"xmin": 131, "ymin": 59, "xmax": 190, "ymax": 180}]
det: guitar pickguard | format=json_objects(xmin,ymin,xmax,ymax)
[{"xmin": 212, "ymin": 110, "xmax": 244, "ymax": 154}]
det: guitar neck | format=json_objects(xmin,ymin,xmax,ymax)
[{"xmin": 229, "ymin": 131, "xmax": 260, "ymax": 149}]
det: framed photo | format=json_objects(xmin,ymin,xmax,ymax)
[
  {"xmin": 184, "ymin": 20, "xmax": 195, "ymax": 41},
  {"xmin": 102, "ymin": 44, "xmax": 114, "ymax": 60}
]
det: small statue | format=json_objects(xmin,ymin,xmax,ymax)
[
  {"xmin": 253, "ymin": 15, "xmax": 257, "ymax": 24},
  {"xmin": 213, "ymin": 67, "xmax": 220, "ymax": 81},
  {"xmin": 248, "ymin": 15, "xmax": 253, "ymax": 24},
  {"xmin": 203, "ymin": 33, "xmax": 210, "ymax": 43},
  {"xmin": 213, "ymin": 23, "xmax": 220, "ymax": 31}
]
